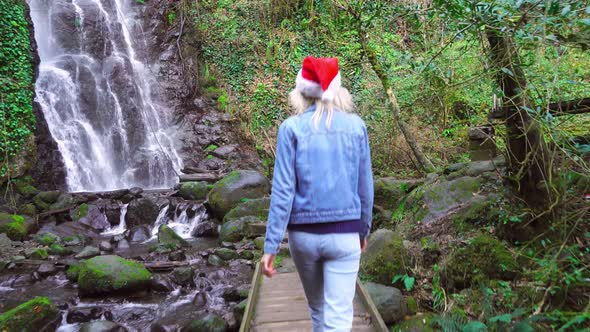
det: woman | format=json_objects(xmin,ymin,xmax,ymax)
[{"xmin": 262, "ymin": 56, "xmax": 374, "ymax": 332}]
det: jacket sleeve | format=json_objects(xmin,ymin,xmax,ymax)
[
  {"xmin": 264, "ymin": 122, "xmax": 296, "ymax": 254},
  {"xmin": 359, "ymin": 122, "xmax": 374, "ymax": 240}
]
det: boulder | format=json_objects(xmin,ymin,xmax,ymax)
[
  {"xmin": 95, "ymin": 200, "xmax": 122, "ymax": 227},
  {"xmin": 48, "ymin": 193, "xmax": 74, "ymax": 211},
  {"xmin": 207, "ymin": 170, "xmax": 270, "ymax": 218},
  {"xmin": 66, "ymin": 307, "xmax": 110, "ymax": 324},
  {"xmin": 168, "ymin": 250, "xmax": 186, "ymax": 261},
  {"xmin": 63, "ymin": 235, "xmax": 83, "ymax": 246},
  {"xmin": 33, "ymin": 191, "xmax": 61, "ymax": 211},
  {"xmin": 37, "ymin": 263, "xmax": 58, "ymax": 277},
  {"xmin": 172, "ymin": 267, "xmax": 194, "ymax": 287},
  {"xmin": 48, "ymin": 244, "xmax": 72, "ymax": 256},
  {"xmin": 218, "ymin": 216, "xmax": 259, "ymax": 243},
  {"xmin": 178, "ymin": 182, "xmax": 209, "ymax": 201},
  {"xmin": 158, "ymin": 224, "xmax": 188, "ymax": 247},
  {"xmin": 0, "ymin": 213, "xmax": 30, "ymax": 241},
  {"xmin": 75, "ymin": 246, "xmax": 100, "ymax": 259},
  {"xmin": 79, "ymin": 320, "xmax": 128, "ymax": 332},
  {"xmin": 182, "ymin": 313, "xmax": 227, "ymax": 332},
  {"xmin": 24, "ymin": 248, "xmax": 49, "ymax": 260},
  {"xmin": 212, "ymin": 145, "xmax": 237, "ymax": 159},
  {"xmin": 360, "ymin": 229, "xmax": 410, "ymax": 284},
  {"xmin": 363, "ymin": 282, "xmax": 407, "ymax": 324},
  {"xmin": 72, "ymin": 204, "xmax": 110, "ymax": 231},
  {"xmin": 207, "ymin": 254, "xmax": 224, "ymax": 266},
  {"xmin": 0, "ymin": 233, "xmax": 11, "ymax": 252},
  {"xmin": 192, "ymin": 220, "xmax": 218, "ymax": 237},
  {"xmin": 444, "ymin": 234, "xmax": 519, "ymax": 289},
  {"xmin": 125, "ymin": 197, "xmax": 161, "ymax": 228},
  {"xmin": 253, "ymin": 236, "xmax": 265, "ymax": 250},
  {"xmin": 222, "ymin": 197, "xmax": 270, "ymax": 223},
  {"xmin": 99, "ymin": 241, "xmax": 113, "ymax": 252},
  {"xmin": 78, "ymin": 255, "xmax": 152, "ymax": 296},
  {"xmin": 150, "ymin": 275, "xmax": 175, "ymax": 293},
  {"xmin": 0, "ymin": 297, "xmax": 60, "ymax": 331}
]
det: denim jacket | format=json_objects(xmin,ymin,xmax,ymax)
[{"xmin": 264, "ymin": 105, "xmax": 374, "ymax": 254}]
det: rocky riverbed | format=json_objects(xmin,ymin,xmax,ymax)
[{"xmin": 0, "ymin": 170, "xmax": 273, "ymax": 331}]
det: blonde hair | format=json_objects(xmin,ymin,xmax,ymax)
[{"xmin": 288, "ymin": 87, "xmax": 354, "ymax": 128}]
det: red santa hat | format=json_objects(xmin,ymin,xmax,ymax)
[{"xmin": 295, "ymin": 56, "xmax": 341, "ymax": 102}]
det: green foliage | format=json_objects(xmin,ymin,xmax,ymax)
[
  {"xmin": 167, "ymin": 11, "xmax": 176, "ymax": 25},
  {"xmin": 392, "ymin": 273, "xmax": 415, "ymax": 292},
  {"xmin": 0, "ymin": 0, "xmax": 36, "ymax": 177}
]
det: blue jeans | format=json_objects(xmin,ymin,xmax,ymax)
[{"xmin": 289, "ymin": 231, "xmax": 361, "ymax": 332}]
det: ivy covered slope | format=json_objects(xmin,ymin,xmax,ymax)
[
  {"xmin": 0, "ymin": 0, "xmax": 36, "ymax": 179},
  {"xmin": 185, "ymin": 0, "xmax": 590, "ymax": 177}
]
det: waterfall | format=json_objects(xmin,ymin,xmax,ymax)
[{"xmin": 29, "ymin": 0, "xmax": 182, "ymax": 192}]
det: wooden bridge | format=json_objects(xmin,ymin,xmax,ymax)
[{"xmin": 239, "ymin": 262, "xmax": 388, "ymax": 332}]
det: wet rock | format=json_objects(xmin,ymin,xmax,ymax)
[
  {"xmin": 96, "ymin": 200, "xmax": 122, "ymax": 227},
  {"xmin": 40, "ymin": 222, "xmax": 97, "ymax": 243},
  {"xmin": 158, "ymin": 224, "xmax": 188, "ymax": 247},
  {"xmin": 222, "ymin": 312, "xmax": 238, "ymax": 331},
  {"xmin": 223, "ymin": 197, "xmax": 270, "ymax": 223},
  {"xmin": 182, "ymin": 313, "xmax": 227, "ymax": 332},
  {"xmin": 99, "ymin": 241, "xmax": 113, "ymax": 252},
  {"xmin": 207, "ymin": 254, "xmax": 224, "ymax": 266},
  {"xmin": 48, "ymin": 193, "xmax": 74, "ymax": 211},
  {"xmin": 37, "ymin": 263, "xmax": 58, "ymax": 277},
  {"xmin": 222, "ymin": 287, "xmax": 241, "ymax": 302},
  {"xmin": 0, "ymin": 213, "xmax": 31, "ymax": 241},
  {"xmin": 0, "ymin": 297, "xmax": 60, "ymax": 331},
  {"xmin": 239, "ymin": 250, "xmax": 254, "ymax": 260},
  {"xmin": 171, "ymin": 267, "xmax": 194, "ymax": 287},
  {"xmin": 150, "ymin": 322, "xmax": 178, "ymax": 332},
  {"xmin": 234, "ymin": 299, "xmax": 247, "ymax": 322},
  {"xmin": 363, "ymin": 282, "xmax": 407, "ymax": 324},
  {"xmin": 66, "ymin": 263, "xmax": 81, "ymax": 282},
  {"xmin": 212, "ymin": 145, "xmax": 237, "ymax": 159},
  {"xmin": 24, "ymin": 248, "xmax": 49, "ymax": 260},
  {"xmin": 0, "ymin": 233, "xmax": 12, "ymax": 251},
  {"xmin": 79, "ymin": 320, "xmax": 128, "ymax": 332},
  {"xmin": 33, "ymin": 191, "xmax": 61, "ymax": 211},
  {"xmin": 63, "ymin": 235, "xmax": 82, "ymax": 246},
  {"xmin": 178, "ymin": 182, "xmax": 209, "ymax": 201},
  {"xmin": 73, "ymin": 204, "xmax": 110, "ymax": 231},
  {"xmin": 192, "ymin": 291, "xmax": 207, "ymax": 307},
  {"xmin": 129, "ymin": 187, "xmax": 144, "ymax": 196},
  {"xmin": 150, "ymin": 275, "xmax": 175, "ymax": 293},
  {"xmin": 214, "ymin": 248, "xmax": 238, "ymax": 261},
  {"xmin": 128, "ymin": 225, "xmax": 151, "ymax": 242},
  {"xmin": 117, "ymin": 239, "xmax": 130, "ymax": 249},
  {"xmin": 75, "ymin": 246, "xmax": 100, "ymax": 259},
  {"xmin": 78, "ymin": 255, "xmax": 152, "ymax": 296},
  {"xmin": 360, "ymin": 229, "xmax": 411, "ymax": 284},
  {"xmin": 126, "ymin": 197, "xmax": 160, "ymax": 228},
  {"xmin": 36, "ymin": 232, "xmax": 60, "ymax": 246},
  {"xmin": 206, "ymin": 170, "xmax": 270, "ymax": 218},
  {"xmin": 67, "ymin": 307, "xmax": 107, "ymax": 324},
  {"xmin": 168, "ymin": 250, "xmax": 186, "ymax": 261}
]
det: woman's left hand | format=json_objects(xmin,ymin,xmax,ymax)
[{"xmin": 261, "ymin": 254, "xmax": 277, "ymax": 278}]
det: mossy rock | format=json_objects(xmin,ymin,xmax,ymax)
[
  {"xmin": 374, "ymin": 178, "xmax": 423, "ymax": 210},
  {"xmin": 77, "ymin": 255, "xmax": 152, "ymax": 296},
  {"xmin": 207, "ymin": 170, "xmax": 270, "ymax": 218},
  {"xmin": 48, "ymin": 244, "xmax": 72, "ymax": 256},
  {"xmin": 33, "ymin": 191, "xmax": 61, "ymax": 211},
  {"xmin": 182, "ymin": 313, "xmax": 227, "ymax": 332},
  {"xmin": 219, "ymin": 216, "xmax": 258, "ymax": 243},
  {"xmin": 0, "ymin": 297, "xmax": 60, "ymax": 331},
  {"xmin": 178, "ymin": 181, "xmax": 209, "ymax": 200},
  {"xmin": 66, "ymin": 263, "xmax": 82, "ymax": 282},
  {"xmin": 158, "ymin": 224, "xmax": 189, "ymax": 247},
  {"xmin": 25, "ymin": 248, "xmax": 49, "ymax": 260},
  {"xmin": 13, "ymin": 177, "xmax": 39, "ymax": 197},
  {"xmin": 36, "ymin": 232, "xmax": 60, "ymax": 246},
  {"xmin": 17, "ymin": 203, "xmax": 36, "ymax": 216},
  {"xmin": 49, "ymin": 193, "xmax": 74, "ymax": 211},
  {"xmin": 70, "ymin": 203, "xmax": 89, "ymax": 222},
  {"xmin": 0, "ymin": 213, "xmax": 29, "ymax": 241},
  {"xmin": 214, "ymin": 248, "xmax": 238, "ymax": 261},
  {"xmin": 392, "ymin": 313, "xmax": 435, "ymax": 332},
  {"xmin": 360, "ymin": 229, "xmax": 411, "ymax": 284},
  {"xmin": 253, "ymin": 236, "xmax": 265, "ymax": 250},
  {"xmin": 444, "ymin": 234, "xmax": 520, "ymax": 289},
  {"xmin": 223, "ymin": 197, "xmax": 270, "ymax": 223}
]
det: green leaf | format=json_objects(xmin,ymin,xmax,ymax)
[
  {"xmin": 404, "ymin": 276, "xmax": 415, "ymax": 291},
  {"xmin": 512, "ymin": 321, "xmax": 534, "ymax": 332},
  {"xmin": 489, "ymin": 313, "xmax": 512, "ymax": 324},
  {"xmin": 501, "ymin": 67, "xmax": 514, "ymax": 76},
  {"xmin": 462, "ymin": 321, "xmax": 487, "ymax": 332}
]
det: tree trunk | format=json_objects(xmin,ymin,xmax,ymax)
[
  {"xmin": 486, "ymin": 29, "xmax": 553, "ymax": 210},
  {"xmin": 357, "ymin": 28, "xmax": 436, "ymax": 173}
]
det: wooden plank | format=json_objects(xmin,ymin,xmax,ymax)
[
  {"xmin": 239, "ymin": 261, "xmax": 263, "ymax": 332},
  {"xmin": 356, "ymin": 279, "xmax": 388, "ymax": 332}
]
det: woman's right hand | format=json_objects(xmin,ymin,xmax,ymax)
[
  {"xmin": 360, "ymin": 238, "xmax": 367, "ymax": 253},
  {"xmin": 261, "ymin": 253, "xmax": 277, "ymax": 278}
]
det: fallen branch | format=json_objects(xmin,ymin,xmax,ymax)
[{"xmin": 179, "ymin": 172, "xmax": 225, "ymax": 183}]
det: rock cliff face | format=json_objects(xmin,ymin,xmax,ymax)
[{"xmin": 24, "ymin": 2, "xmax": 66, "ymax": 190}]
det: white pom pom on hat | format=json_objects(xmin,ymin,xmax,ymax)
[{"xmin": 295, "ymin": 56, "xmax": 341, "ymax": 102}]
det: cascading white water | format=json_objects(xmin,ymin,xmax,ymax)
[{"xmin": 29, "ymin": 0, "xmax": 182, "ymax": 192}]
